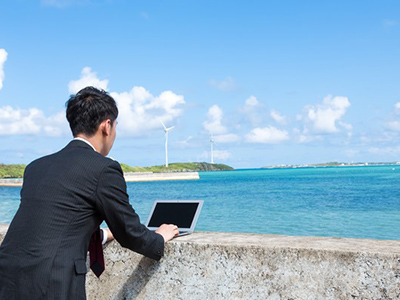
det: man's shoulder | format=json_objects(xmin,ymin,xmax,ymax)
[
  {"xmin": 27, "ymin": 141, "xmax": 119, "ymax": 171},
  {"xmin": 64, "ymin": 141, "xmax": 121, "ymax": 168}
]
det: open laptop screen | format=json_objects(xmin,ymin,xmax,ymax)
[{"xmin": 147, "ymin": 202, "xmax": 200, "ymax": 228}]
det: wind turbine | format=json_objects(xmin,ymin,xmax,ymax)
[
  {"xmin": 160, "ymin": 120, "xmax": 175, "ymax": 168},
  {"xmin": 210, "ymin": 137, "xmax": 214, "ymax": 164}
]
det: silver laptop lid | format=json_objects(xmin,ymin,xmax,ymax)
[{"xmin": 145, "ymin": 199, "xmax": 204, "ymax": 233}]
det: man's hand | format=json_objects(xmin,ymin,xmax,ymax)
[{"xmin": 155, "ymin": 224, "xmax": 179, "ymax": 243}]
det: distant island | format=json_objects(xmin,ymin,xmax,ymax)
[
  {"xmin": 120, "ymin": 162, "xmax": 234, "ymax": 173},
  {"xmin": 3, "ymin": 160, "xmax": 399, "ymax": 179},
  {"xmin": 0, "ymin": 164, "xmax": 26, "ymax": 179},
  {"xmin": 0, "ymin": 162, "xmax": 234, "ymax": 179},
  {"xmin": 263, "ymin": 161, "xmax": 400, "ymax": 169}
]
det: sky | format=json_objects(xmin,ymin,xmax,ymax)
[{"xmin": 0, "ymin": 0, "xmax": 400, "ymax": 169}]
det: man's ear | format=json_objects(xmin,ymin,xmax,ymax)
[{"xmin": 100, "ymin": 119, "xmax": 111, "ymax": 136}]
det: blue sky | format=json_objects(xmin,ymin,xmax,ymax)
[{"xmin": 1, "ymin": 0, "xmax": 400, "ymax": 168}]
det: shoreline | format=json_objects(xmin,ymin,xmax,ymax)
[
  {"xmin": 0, "ymin": 179, "xmax": 23, "ymax": 187},
  {"xmin": 263, "ymin": 162, "xmax": 400, "ymax": 169},
  {"xmin": 0, "ymin": 171, "xmax": 200, "ymax": 187}
]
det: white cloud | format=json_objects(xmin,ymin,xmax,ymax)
[
  {"xmin": 270, "ymin": 109, "xmax": 288, "ymax": 125},
  {"xmin": 209, "ymin": 77, "xmax": 236, "ymax": 91},
  {"xmin": 68, "ymin": 67, "xmax": 109, "ymax": 94},
  {"xmin": 201, "ymin": 149, "xmax": 231, "ymax": 161},
  {"xmin": 111, "ymin": 87, "xmax": 185, "ymax": 136},
  {"xmin": 176, "ymin": 136, "xmax": 194, "ymax": 148},
  {"xmin": 44, "ymin": 111, "xmax": 69, "ymax": 136},
  {"xmin": 245, "ymin": 96, "xmax": 259, "ymax": 106},
  {"xmin": 387, "ymin": 121, "xmax": 400, "ymax": 131},
  {"xmin": 0, "ymin": 50, "xmax": 69, "ymax": 137},
  {"xmin": 213, "ymin": 150, "xmax": 231, "ymax": 160},
  {"xmin": 202, "ymin": 105, "xmax": 227, "ymax": 135},
  {"xmin": 339, "ymin": 121, "xmax": 353, "ymax": 131},
  {"xmin": 202, "ymin": 104, "xmax": 239, "ymax": 143},
  {"xmin": 0, "ymin": 106, "xmax": 68, "ymax": 136},
  {"xmin": 293, "ymin": 128, "xmax": 308, "ymax": 143},
  {"xmin": 300, "ymin": 95, "xmax": 351, "ymax": 134},
  {"xmin": 69, "ymin": 67, "xmax": 185, "ymax": 136},
  {"xmin": 241, "ymin": 95, "xmax": 265, "ymax": 127},
  {"xmin": 385, "ymin": 102, "xmax": 400, "ymax": 131},
  {"xmin": 395, "ymin": 102, "xmax": 400, "ymax": 113},
  {"xmin": 245, "ymin": 126, "xmax": 289, "ymax": 144},
  {"xmin": 0, "ymin": 49, "xmax": 8, "ymax": 90},
  {"xmin": 343, "ymin": 149, "xmax": 359, "ymax": 158},
  {"xmin": 0, "ymin": 67, "xmax": 185, "ymax": 138},
  {"xmin": 213, "ymin": 133, "xmax": 239, "ymax": 143},
  {"xmin": 368, "ymin": 146, "xmax": 400, "ymax": 155},
  {"xmin": 360, "ymin": 132, "xmax": 393, "ymax": 144}
]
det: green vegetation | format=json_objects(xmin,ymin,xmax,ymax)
[
  {"xmin": 0, "ymin": 164, "xmax": 26, "ymax": 178},
  {"xmin": 0, "ymin": 162, "xmax": 233, "ymax": 178},
  {"xmin": 119, "ymin": 163, "xmax": 148, "ymax": 173},
  {"xmin": 121, "ymin": 162, "xmax": 234, "ymax": 173}
]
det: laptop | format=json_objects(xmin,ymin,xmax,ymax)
[{"xmin": 145, "ymin": 200, "xmax": 204, "ymax": 236}]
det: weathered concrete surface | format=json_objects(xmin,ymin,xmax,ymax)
[
  {"xmin": 0, "ymin": 223, "xmax": 8, "ymax": 238},
  {"xmin": 86, "ymin": 232, "xmax": 400, "ymax": 300},
  {"xmin": 1, "ymin": 224, "xmax": 399, "ymax": 299},
  {"xmin": 0, "ymin": 178, "xmax": 23, "ymax": 187},
  {"xmin": 0, "ymin": 172, "xmax": 199, "ymax": 187}
]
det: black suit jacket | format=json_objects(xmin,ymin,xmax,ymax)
[{"xmin": 0, "ymin": 140, "xmax": 164, "ymax": 300}]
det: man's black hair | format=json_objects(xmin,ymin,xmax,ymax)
[{"xmin": 66, "ymin": 86, "xmax": 118, "ymax": 137}]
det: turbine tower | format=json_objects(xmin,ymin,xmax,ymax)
[
  {"xmin": 210, "ymin": 137, "xmax": 214, "ymax": 164},
  {"xmin": 160, "ymin": 120, "xmax": 174, "ymax": 168}
]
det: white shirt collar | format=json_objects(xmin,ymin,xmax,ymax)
[{"xmin": 73, "ymin": 137, "xmax": 97, "ymax": 152}]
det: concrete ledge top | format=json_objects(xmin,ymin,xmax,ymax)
[
  {"xmin": 173, "ymin": 231, "xmax": 400, "ymax": 255},
  {"xmin": 0, "ymin": 223, "xmax": 8, "ymax": 236},
  {"xmin": 1, "ymin": 224, "xmax": 399, "ymax": 255}
]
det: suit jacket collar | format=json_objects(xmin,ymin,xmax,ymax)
[
  {"xmin": 67, "ymin": 139, "xmax": 96, "ymax": 151},
  {"xmin": 73, "ymin": 137, "xmax": 97, "ymax": 152}
]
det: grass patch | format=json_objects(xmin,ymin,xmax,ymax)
[
  {"xmin": 0, "ymin": 164, "xmax": 26, "ymax": 178},
  {"xmin": 0, "ymin": 162, "xmax": 234, "ymax": 178}
]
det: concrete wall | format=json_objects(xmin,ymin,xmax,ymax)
[
  {"xmin": 0, "ymin": 172, "xmax": 200, "ymax": 187},
  {"xmin": 1, "ymin": 224, "xmax": 399, "ymax": 299}
]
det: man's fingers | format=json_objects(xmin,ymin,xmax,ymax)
[
  {"xmin": 156, "ymin": 224, "xmax": 180, "ymax": 242},
  {"xmin": 170, "ymin": 224, "xmax": 179, "ymax": 235}
]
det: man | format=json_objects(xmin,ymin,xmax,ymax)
[{"xmin": 0, "ymin": 87, "xmax": 178, "ymax": 299}]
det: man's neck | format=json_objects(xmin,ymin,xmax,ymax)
[
  {"xmin": 73, "ymin": 136, "xmax": 97, "ymax": 152},
  {"xmin": 74, "ymin": 119, "xmax": 113, "ymax": 157},
  {"xmin": 74, "ymin": 134, "xmax": 106, "ymax": 155}
]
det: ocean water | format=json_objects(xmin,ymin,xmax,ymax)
[{"xmin": 1, "ymin": 166, "xmax": 399, "ymax": 240}]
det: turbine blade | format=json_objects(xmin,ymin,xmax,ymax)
[
  {"xmin": 166, "ymin": 126, "xmax": 175, "ymax": 131},
  {"xmin": 159, "ymin": 119, "xmax": 167, "ymax": 130}
]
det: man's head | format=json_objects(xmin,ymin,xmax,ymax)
[
  {"xmin": 66, "ymin": 86, "xmax": 118, "ymax": 137},
  {"xmin": 66, "ymin": 87, "xmax": 118, "ymax": 156}
]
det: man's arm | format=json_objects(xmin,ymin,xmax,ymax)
[
  {"xmin": 101, "ymin": 225, "xmax": 178, "ymax": 244},
  {"xmin": 95, "ymin": 160, "xmax": 177, "ymax": 260}
]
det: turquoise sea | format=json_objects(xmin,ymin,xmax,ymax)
[{"xmin": 1, "ymin": 166, "xmax": 399, "ymax": 240}]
